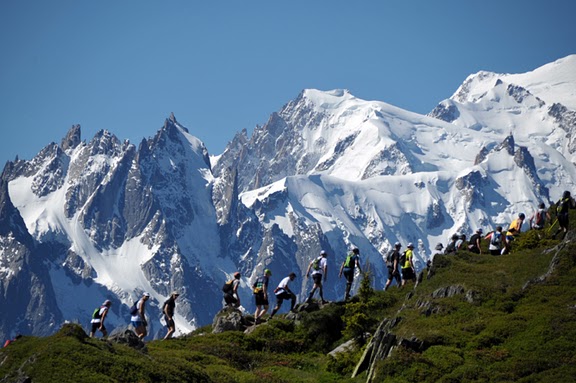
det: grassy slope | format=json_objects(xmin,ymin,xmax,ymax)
[{"xmin": 1, "ymin": 227, "xmax": 576, "ymax": 382}]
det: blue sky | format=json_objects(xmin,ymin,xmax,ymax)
[{"xmin": 1, "ymin": 1, "xmax": 575, "ymax": 165}]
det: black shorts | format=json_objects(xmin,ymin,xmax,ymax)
[
  {"xmin": 224, "ymin": 293, "xmax": 238, "ymax": 305},
  {"xmin": 468, "ymin": 245, "xmax": 480, "ymax": 254},
  {"xmin": 276, "ymin": 291, "xmax": 295, "ymax": 305},
  {"xmin": 387, "ymin": 266, "xmax": 401, "ymax": 282},
  {"xmin": 312, "ymin": 273, "xmax": 323, "ymax": 285},
  {"xmin": 342, "ymin": 268, "xmax": 354, "ymax": 283},
  {"xmin": 559, "ymin": 213, "xmax": 569, "ymax": 228},
  {"xmin": 91, "ymin": 322, "xmax": 106, "ymax": 333},
  {"xmin": 254, "ymin": 292, "xmax": 269, "ymax": 306},
  {"xmin": 164, "ymin": 315, "xmax": 175, "ymax": 328},
  {"xmin": 402, "ymin": 267, "xmax": 416, "ymax": 281}
]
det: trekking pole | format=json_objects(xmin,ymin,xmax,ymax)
[{"xmin": 546, "ymin": 219, "xmax": 558, "ymax": 234}]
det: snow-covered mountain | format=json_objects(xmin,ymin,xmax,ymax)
[{"xmin": 1, "ymin": 55, "xmax": 575, "ymax": 340}]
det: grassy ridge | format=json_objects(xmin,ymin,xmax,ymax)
[{"xmin": 2, "ymin": 228, "xmax": 576, "ymax": 382}]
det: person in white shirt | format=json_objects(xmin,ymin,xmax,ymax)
[
  {"xmin": 90, "ymin": 300, "xmax": 112, "ymax": 338},
  {"xmin": 131, "ymin": 292, "xmax": 150, "ymax": 339},
  {"xmin": 270, "ymin": 273, "xmax": 297, "ymax": 318},
  {"xmin": 306, "ymin": 250, "xmax": 328, "ymax": 304}
]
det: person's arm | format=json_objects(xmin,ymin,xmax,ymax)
[
  {"xmin": 393, "ymin": 255, "xmax": 398, "ymax": 273},
  {"xmin": 477, "ymin": 238, "xmax": 482, "ymax": 254},
  {"xmin": 306, "ymin": 262, "xmax": 312, "ymax": 278},
  {"xmin": 100, "ymin": 308, "xmax": 108, "ymax": 329},
  {"xmin": 263, "ymin": 278, "xmax": 269, "ymax": 300},
  {"xmin": 356, "ymin": 258, "xmax": 362, "ymax": 274},
  {"xmin": 233, "ymin": 282, "xmax": 240, "ymax": 304},
  {"xmin": 139, "ymin": 301, "xmax": 147, "ymax": 324},
  {"xmin": 323, "ymin": 261, "xmax": 328, "ymax": 281},
  {"xmin": 338, "ymin": 262, "xmax": 344, "ymax": 278}
]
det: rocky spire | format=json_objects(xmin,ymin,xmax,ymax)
[{"xmin": 61, "ymin": 124, "xmax": 81, "ymax": 151}]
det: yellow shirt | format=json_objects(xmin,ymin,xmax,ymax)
[
  {"xmin": 507, "ymin": 218, "xmax": 523, "ymax": 236},
  {"xmin": 402, "ymin": 249, "xmax": 413, "ymax": 269}
]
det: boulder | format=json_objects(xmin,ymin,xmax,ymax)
[
  {"xmin": 108, "ymin": 327, "xmax": 146, "ymax": 351},
  {"xmin": 212, "ymin": 307, "xmax": 249, "ymax": 334}
]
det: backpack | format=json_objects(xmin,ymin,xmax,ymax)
[
  {"xmin": 222, "ymin": 279, "xmax": 234, "ymax": 293},
  {"xmin": 312, "ymin": 256, "xmax": 322, "ymax": 271},
  {"xmin": 490, "ymin": 231, "xmax": 501, "ymax": 247},
  {"xmin": 399, "ymin": 251, "xmax": 407, "ymax": 267},
  {"xmin": 343, "ymin": 253, "xmax": 354, "ymax": 268},
  {"xmin": 92, "ymin": 307, "xmax": 101, "ymax": 319},
  {"xmin": 557, "ymin": 198, "xmax": 571, "ymax": 215},
  {"xmin": 533, "ymin": 209, "xmax": 545, "ymax": 228},
  {"xmin": 468, "ymin": 234, "xmax": 480, "ymax": 248},
  {"xmin": 129, "ymin": 301, "xmax": 139, "ymax": 316}
]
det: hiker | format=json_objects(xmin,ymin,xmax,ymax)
[
  {"xmin": 131, "ymin": 292, "xmax": 150, "ymax": 339},
  {"xmin": 270, "ymin": 272, "xmax": 297, "ymax": 318},
  {"xmin": 162, "ymin": 291, "xmax": 179, "ymax": 340},
  {"xmin": 339, "ymin": 247, "xmax": 363, "ymax": 300},
  {"xmin": 384, "ymin": 242, "xmax": 402, "ymax": 291},
  {"xmin": 553, "ymin": 191, "xmax": 576, "ymax": 239},
  {"xmin": 223, "ymin": 272, "xmax": 241, "ymax": 308},
  {"xmin": 506, "ymin": 213, "xmax": 525, "ymax": 242},
  {"xmin": 444, "ymin": 234, "xmax": 459, "ymax": 254},
  {"xmin": 306, "ymin": 250, "xmax": 328, "ymax": 304},
  {"xmin": 90, "ymin": 299, "xmax": 112, "ymax": 338},
  {"xmin": 401, "ymin": 243, "xmax": 416, "ymax": 287},
  {"xmin": 487, "ymin": 226, "xmax": 507, "ymax": 255},
  {"xmin": 433, "ymin": 243, "xmax": 444, "ymax": 256},
  {"xmin": 467, "ymin": 229, "xmax": 483, "ymax": 254},
  {"xmin": 529, "ymin": 203, "xmax": 551, "ymax": 230},
  {"xmin": 455, "ymin": 234, "xmax": 466, "ymax": 251},
  {"xmin": 253, "ymin": 269, "xmax": 272, "ymax": 324}
]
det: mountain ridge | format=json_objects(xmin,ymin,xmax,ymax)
[{"xmin": 1, "ymin": 55, "xmax": 575, "ymax": 341}]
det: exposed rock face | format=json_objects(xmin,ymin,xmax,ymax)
[
  {"xmin": 428, "ymin": 100, "xmax": 460, "ymax": 123},
  {"xmin": 0, "ymin": 169, "xmax": 63, "ymax": 341},
  {"xmin": 212, "ymin": 307, "xmax": 249, "ymax": 334},
  {"xmin": 60, "ymin": 124, "xmax": 82, "ymax": 152},
  {"xmin": 352, "ymin": 317, "xmax": 404, "ymax": 381},
  {"xmin": 108, "ymin": 327, "xmax": 147, "ymax": 351},
  {"xmin": 354, "ymin": 284, "xmax": 467, "ymax": 381}
]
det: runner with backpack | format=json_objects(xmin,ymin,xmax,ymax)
[
  {"xmin": 487, "ymin": 226, "xmax": 506, "ymax": 255},
  {"xmin": 222, "ymin": 272, "xmax": 241, "ymax": 308},
  {"xmin": 530, "ymin": 203, "xmax": 550, "ymax": 230},
  {"xmin": 306, "ymin": 250, "xmax": 328, "ymax": 304},
  {"xmin": 338, "ymin": 247, "xmax": 362, "ymax": 300},
  {"xmin": 400, "ymin": 243, "xmax": 416, "ymax": 287},
  {"xmin": 130, "ymin": 292, "xmax": 150, "ymax": 339},
  {"xmin": 384, "ymin": 242, "xmax": 402, "ymax": 291},
  {"xmin": 553, "ymin": 191, "xmax": 576, "ymax": 239},
  {"xmin": 253, "ymin": 269, "xmax": 272, "ymax": 324},
  {"xmin": 89, "ymin": 300, "xmax": 112, "ymax": 338},
  {"xmin": 467, "ymin": 229, "xmax": 483, "ymax": 254}
]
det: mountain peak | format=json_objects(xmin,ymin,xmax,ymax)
[{"xmin": 61, "ymin": 124, "xmax": 81, "ymax": 152}]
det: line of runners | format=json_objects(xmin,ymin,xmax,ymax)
[{"xmin": 87, "ymin": 192, "xmax": 575, "ymax": 339}]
